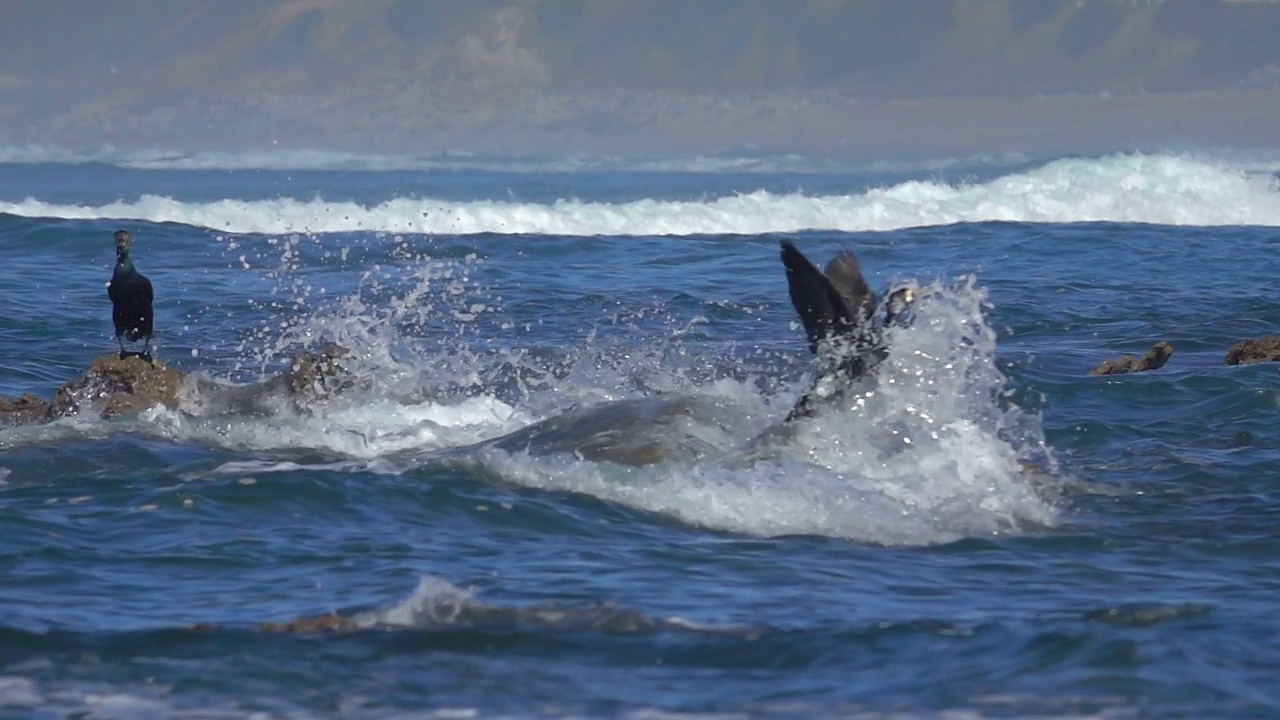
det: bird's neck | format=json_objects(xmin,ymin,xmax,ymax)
[{"xmin": 115, "ymin": 253, "xmax": 134, "ymax": 272}]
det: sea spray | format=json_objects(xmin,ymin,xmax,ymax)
[{"xmin": 473, "ymin": 275, "xmax": 1058, "ymax": 546}]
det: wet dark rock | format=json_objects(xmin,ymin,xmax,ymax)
[
  {"xmin": 1224, "ymin": 335, "xmax": 1280, "ymax": 365},
  {"xmin": 258, "ymin": 613, "xmax": 357, "ymax": 633},
  {"xmin": 1089, "ymin": 341, "xmax": 1173, "ymax": 376},
  {"xmin": 188, "ymin": 612, "xmax": 359, "ymax": 634},
  {"xmin": 0, "ymin": 345, "xmax": 359, "ymax": 428},
  {"xmin": 0, "ymin": 393, "xmax": 50, "ymax": 426},
  {"xmin": 48, "ymin": 354, "xmax": 184, "ymax": 419}
]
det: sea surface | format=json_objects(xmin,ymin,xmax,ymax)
[{"xmin": 1, "ymin": 147, "xmax": 1279, "ymax": 719}]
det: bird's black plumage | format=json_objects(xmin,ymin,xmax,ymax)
[{"xmin": 107, "ymin": 230, "xmax": 154, "ymax": 360}]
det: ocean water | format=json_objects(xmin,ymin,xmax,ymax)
[{"xmin": 1, "ymin": 148, "xmax": 1279, "ymax": 719}]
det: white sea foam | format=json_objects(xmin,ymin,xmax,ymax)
[
  {"xmin": 2, "ymin": 152, "xmax": 1276, "ymax": 234},
  {"xmin": 0, "ymin": 676, "xmax": 40, "ymax": 708},
  {"xmin": 140, "ymin": 394, "xmax": 523, "ymax": 458}
]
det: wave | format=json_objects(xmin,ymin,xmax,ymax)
[{"xmin": 2, "ymin": 153, "xmax": 1277, "ymax": 234}]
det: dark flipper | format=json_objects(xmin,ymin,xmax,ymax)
[
  {"xmin": 822, "ymin": 252, "xmax": 875, "ymax": 331},
  {"xmin": 780, "ymin": 240, "xmax": 856, "ymax": 354},
  {"xmin": 779, "ymin": 240, "xmax": 890, "ymax": 423}
]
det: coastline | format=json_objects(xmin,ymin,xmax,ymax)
[{"xmin": 7, "ymin": 87, "xmax": 1279, "ymax": 163}]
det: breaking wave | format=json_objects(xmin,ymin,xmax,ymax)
[{"xmin": 2, "ymin": 152, "xmax": 1276, "ymax": 234}]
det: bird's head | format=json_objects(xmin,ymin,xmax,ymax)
[{"xmin": 114, "ymin": 230, "xmax": 131, "ymax": 258}]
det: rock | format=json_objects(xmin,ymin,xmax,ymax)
[
  {"xmin": 1224, "ymin": 335, "xmax": 1280, "ymax": 365},
  {"xmin": 187, "ymin": 612, "xmax": 359, "ymax": 634},
  {"xmin": 0, "ymin": 344, "xmax": 364, "ymax": 429},
  {"xmin": 1089, "ymin": 341, "xmax": 1173, "ymax": 376},
  {"xmin": 258, "ymin": 613, "xmax": 357, "ymax": 633},
  {"xmin": 47, "ymin": 354, "xmax": 185, "ymax": 419},
  {"xmin": 0, "ymin": 393, "xmax": 50, "ymax": 426}
]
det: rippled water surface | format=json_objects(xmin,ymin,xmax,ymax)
[{"xmin": 1, "ymin": 150, "xmax": 1279, "ymax": 719}]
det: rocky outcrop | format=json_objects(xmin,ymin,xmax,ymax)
[
  {"xmin": 1224, "ymin": 335, "xmax": 1280, "ymax": 366},
  {"xmin": 47, "ymin": 355, "xmax": 185, "ymax": 419},
  {"xmin": 1089, "ymin": 341, "xmax": 1174, "ymax": 376},
  {"xmin": 0, "ymin": 346, "xmax": 357, "ymax": 427}
]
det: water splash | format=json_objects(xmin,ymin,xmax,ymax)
[
  {"xmin": 217, "ymin": 233, "xmax": 505, "ymax": 396},
  {"xmin": 468, "ymin": 276, "xmax": 1058, "ymax": 546}
]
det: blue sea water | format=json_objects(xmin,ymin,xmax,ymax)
[{"xmin": 1, "ymin": 148, "xmax": 1279, "ymax": 719}]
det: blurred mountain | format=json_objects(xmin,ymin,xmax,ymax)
[{"xmin": 2, "ymin": 0, "xmax": 1279, "ymax": 153}]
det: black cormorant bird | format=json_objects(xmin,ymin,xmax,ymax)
[
  {"xmin": 107, "ymin": 230, "xmax": 154, "ymax": 360},
  {"xmin": 780, "ymin": 239, "xmax": 916, "ymax": 421}
]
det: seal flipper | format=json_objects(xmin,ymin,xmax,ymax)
[
  {"xmin": 780, "ymin": 240, "xmax": 857, "ymax": 354},
  {"xmin": 779, "ymin": 240, "xmax": 886, "ymax": 423},
  {"xmin": 822, "ymin": 251, "xmax": 876, "ymax": 333}
]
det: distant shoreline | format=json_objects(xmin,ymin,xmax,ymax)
[{"xmin": 5, "ymin": 88, "xmax": 1280, "ymax": 162}]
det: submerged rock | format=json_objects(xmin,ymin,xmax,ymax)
[
  {"xmin": 1224, "ymin": 335, "xmax": 1280, "ymax": 365},
  {"xmin": 1089, "ymin": 341, "xmax": 1173, "ymax": 376},
  {"xmin": 189, "ymin": 613, "xmax": 358, "ymax": 634},
  {"xmin": 257, "ymin": 613, "xmax": 357, "ymax": 633}
]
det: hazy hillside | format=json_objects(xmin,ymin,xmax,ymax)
[{"xmin": 2, "ymin": 0, "xmax": 1279, "ymax": 155}]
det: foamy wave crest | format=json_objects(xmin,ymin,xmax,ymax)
[{"xmin": 3, "ymin": 152, "xmax": 1277, "ymax": 234}]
